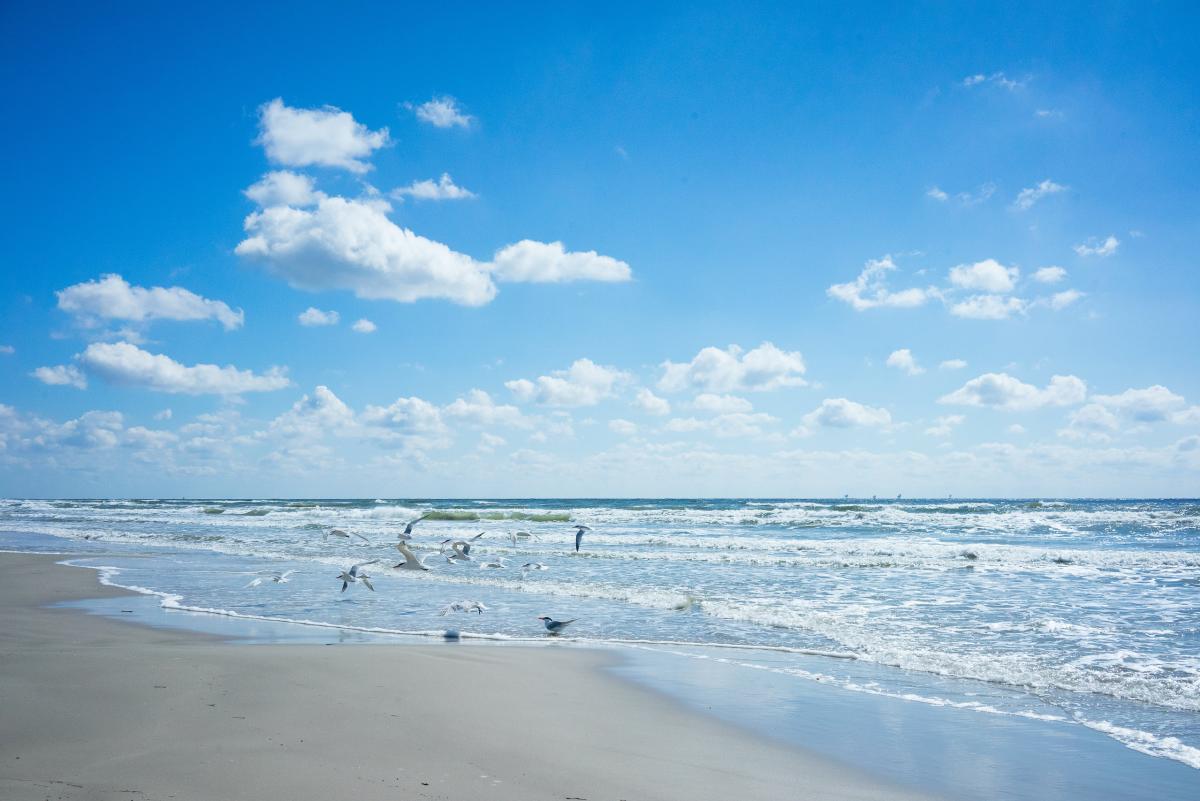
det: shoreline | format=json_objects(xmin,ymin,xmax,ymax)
[{"xmin": 0, "ymin": 552, "xmax": 928, "ymax": 801}]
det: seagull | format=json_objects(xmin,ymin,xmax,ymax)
[
  {"xmin": 537, "ymin": 615, "xmax": 577, "ymax": 635},
  {"xmin": 337, "ymin": 560, "xmax": 379, "ymax": 592},
  {"xmin": 440, "ymin": 600, "xmax": 487, "ymax": 615},
  {"xmin": 441, "ymin": 534, "xmax": 482, "ymax": 561},
  {"xmin": 400, "ymin": 512, "xmax": 431, "ymax": 540},
  {"xmin": 244, "ymin": 570, "xmax": 295, "ymax": 588},
  {"xmin": 393, "ymin": 542, "xmax": 431, "ymax": 571},
  {"xmin": 520, "ymin": 562, "xmax": 549, "ymax": 577},
  {"xmin": 479, "ymin": 558, "xmax": 507, "ymax": 570},
  {"xmin": 573, "ymin": 524, "xmax": 592, "ymax": 552},
  {"xmin": 508, "ymin": 530, "xmax": 540, "ymax": 546},
  {"xmin": 326, "ymin": 528, "xmax": 370, "ymax": 544}
]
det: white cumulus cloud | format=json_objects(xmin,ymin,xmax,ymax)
[
  {"xmin": 298, "ymin": 307, "xmax": 339, "ymax": 326},
  {"xmin": 255, "ymin": 98, "xmax": 390, "ymax": 174},
  {"xmin": 950, "ymin": 295, "xmax": 1027, "ymax": 320},
  {"xmin": 78, "ymin": 342, "xmax": 290, "ymax": 395},
  {"xmin": 57, "ymin": 274, "xmax": 244, "ymax": 331},
  {"xmin": 491, "ymin": 240, "xmax": 632, "ymax": 284},
  {"xmin": 886, "ymin": 348, "xmax": 924, "ymax": 376},
  {"xmin": 409, "ymin": 96, "xmax": 473, "ymax": 129},
  {"xmin": 939, "ymin": 359, "xmax": 968, "ymax": 370},
  {"xmin": 948, "ymin": 259, "xmax": 1019, "ymax": 293},
  {"xmin": 659, "ymin": 342, "xmax": 806, "ymax": 393},
  {"xmin": 351, "ymin": 318, "xmax": 377, "ymax": 333},
  {"xmin": 1074, "ymin": 235, "xmax": 1119, "ymax": 257},
  {"xmin": 609, "ymin": 419, "xmax": 637, "ymax": 436},
  {"xmin": 939, "ymin": 373, "xmax": 1087, "ymax": 411},
  {"xmin": 802, "ymin": 398, "xmax": 892, "ymax": 428},
  {"xmin": 1033, "ymin": 266, "xmax": 1067, "ymax": 283},
  {"xmin": 506, "ymin": 359, "xmax": 630, "ymax": 407},
  {"xmin": 1092, "ymin": 385, "xmax": 1200, "ymax": 424},
  {"xmin": 925, "ymin": 414, "xmax": 965, "ymax": 437},
  {"xmin": 32, "ymin": 364, "xmax": 87, "ymax": 389},
  {"xmin": 827, "ymin": 255, "xmax": 931, "ymax": 311},
  {"xmin": 244, "ymin": 171, "xmax": 324, "ymax": 207},
  {"xmin": 391, "ymin": 173, "xmax": 477, "ymax": 201},
  {"xmin": 632, "ymin": 388, "xmax": 670, "ymax": 416},
  {"xmin": 237, "ymin": 195, "xmax": 498, "ymax": 306},
  {"xmin": 1013, "ymin": 179, "xmax": 1067, "ymax": 211}
]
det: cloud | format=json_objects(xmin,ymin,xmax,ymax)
[
  {"xmin": 827, "ymin": 255, "xmax": 932, "ymax": 311},
  {"xmin": 659, "ymin": 342, "xmax": 807, "ymax": 393},
  {"xmin": 244, "ymin": 171, "xmax": 324, "ymax": 207},
  {"xmin": 886, "ymin": 348, "xmax": 924, "ymax": 376},
  {"xmin": 802, "ymin": 398, "xmax": 891, "ymax": 428},
  {"xmin": 32, "ymin": 364, "xmax": 87, "ymax": 389},
  {"xmin": 269, "ymin": 385, "xmax": 357, "ymax": 438},
  {"xmin": 391, "ymin": 173, "xmax": 477, "ymax": 201},
  {"xmin": 1047, "ymin": 289, "xmax": 1084, "ymax": 310},
  {"xmin": 0, "ymin": 345, "xmax": 13, "ymax": 355},
  {"xmin": 926, "ymin": 186, "xmax": 949, "ymax": 201},
  {"xmin": 692, "ymin": 393, "xmax": 753, "ymax": 413},
  {"xmin": 950, "ymin": 295, "xmax": 1026, "ymax": 320},
  {"xmin": 443, "ymin": 389, "xmax": 527, "ymax": 427},
  {"xmin": 78, "ymin": 342, "xmax": 290, "ymax": 395},
  {"xmin": 960, "ymin": 72, "xmax": 1024, "ymax": 90},
  {"xmin": 925, "ymin": 414, "xmax": 965, "ymax": 437},
  {"xmin": 1013, "ymin": 179, "xmax": 1067, "ymax": 211},
  {"xmin": 505, "ymin": 359, "xmax": 630, "ymax": 407},
  {"xmin": 609, "ymin": 419, "xmax": 637, "ymax": 436},
  {"xmin": 491, "ymin": 240, "xmax": 632, "ymax": 283},
  {"xmin": 360, "ymin": 395, "xmax": 450, "ymax": 448},
  {"xmin": 939, "ymin": 373, "xmax": 1087, "ymax": 411},
  {"xmin": 57, "ymin": 274, "xmax": 244, "ymax": 331},
  {"xmin": 154, "ymin": 409, "xmax": 172, "ymax": 421},
  {"xmin": 1059, "ymin": 403, "xmax": 1120, "ymax": 440},
  {"xmin": 237, "ymin": 195, "xmax": 498, "ymax": 306},
  {"xmin": 1074, "ymin": 235, "xmax": 1119, "ymax": 257},
  {"xmin": 665, "ymin": 412, "xmax": 778, "ymax": 438},
  {"xmin": 1092, "ymin": 385, "xmax": 1200, "ymax": 424},
  {"xmin": 939, "ymin": 359, "xmax": 968, "ymax": 370},
  {"xmin": 1033, "ymin": 266, "xmax": 1067, "ymax": 283},
  {"xmin": 632, "ymin": 388, "xmax": 670, "ymax": 416},
  {"xmin": 298, "ymin": 307, "xmax": 339, "ymax": 326},
  {"xmin": 408, "ymin": 96, "xmax": 473, "ymax": 129},
  {"xmin": 948, "ymin": 259, "xmax": 1018, "ymax": 293},
  {"xmin": 351, "ymin": 318, "xmax": 377, "ymax": 333},
  {"xmin": 255, "ymin": 98, "xmax": 389, "ymax": 173}
]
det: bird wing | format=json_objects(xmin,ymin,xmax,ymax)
[
  {"xmin": 341, "ymin": 581, "xmax": 349, "ymax": 592},
  {"xmin": 244, "ymin": 577, "xmax": 263, "ymax": 588},
  {"xmin": 353, "ymin": 559, "xmax": 380, "ymax": 571},
  {"xmin": 279, "ymin": 570, "xmax": 296, "ymax": 580},
  {"xmin": 575, "ymin": 529, "xmax": 584, "ymax": 551},
  {"xmin": 353, "ymin": 532, "xmax": 370, "ymax": 543},
  {"xmin": 360, "ymin": 576, "xmax": 374, "ymax": 591}
]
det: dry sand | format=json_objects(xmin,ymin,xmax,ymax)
[{"xmin": 0, "ymin": 553, "xmax": 931, "ymax": 800}]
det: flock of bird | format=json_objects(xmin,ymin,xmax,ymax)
[{"xmin": 243, "ymin": 513, "xmax": 589, "ymax": 635}]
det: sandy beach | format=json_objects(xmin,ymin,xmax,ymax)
[{"xmin": 0, "ymin": 553, "xmax": 929, "ymax": 801}]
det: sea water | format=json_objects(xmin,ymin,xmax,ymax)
[{"xmin": 2, "ymin": 497, "xmax": 1197, "ymax": 786}]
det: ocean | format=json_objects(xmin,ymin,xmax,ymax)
[{"xmin": 2, "ymin": 497, "xmax": 1198, "ymax": 785}]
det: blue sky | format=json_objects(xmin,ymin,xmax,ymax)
[{"xmin": 2, "ymin": 1, "xmax": 1198, "ymax": 497}]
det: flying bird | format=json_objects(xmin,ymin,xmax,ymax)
[
  {"xmin": 537, "ymin": 616, "xmax": 577, "ymax": 634},
  {"xmin": 326, "ymin": 528, "xmax": 370, "ymax": 543},
  {"xmin": 337, "ymin": 559, "xmax": 379, "ymax": 592},
  {"xmin": 393, "ymin": 542, "xmax": 431, "ymax": 571},
  {"xmin": 441, "ymin": 535, "xmax": 483, "ymax": 561},
  {"xmin": 401, "ymin": 513, "xmax": 431, "ymax": 539},
  {"xmin": 479, "ymin": 558, "xmax": 507, "ymax": 570},
  {"xmin": 440, "ymin": 600, "xmax": 487, "ymax": 615},
  {"xmin": 520, "ymin": 562, "xmax": 548, "ymax": 577},
  {"xmin": 244, "ymin": 570, "xmax": 295, "ymax": 588},
  {"xmin": 573, "ymin": 524, "xmax": 592, "ymax": 552}
]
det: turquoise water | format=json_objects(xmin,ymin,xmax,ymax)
[{"xmin": 2, "ymin": 497, "xmax": 1198, "ymax": 781}]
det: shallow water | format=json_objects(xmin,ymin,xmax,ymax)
[{"xmin": 2, "ymin": 497, "xmax": 1198, "ymax": 776}]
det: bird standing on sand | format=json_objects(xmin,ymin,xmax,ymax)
[
  {"xmin": 245, "ymin": 570, "xmax": 295, "ymax": 588},
  {"xmin": 393, "ymin": 542, "xmax": 430, "ymax": 571},
  {"xmin": 337, "ymin": 560, "xmax": 379, "ymax": 592},
  {"xmin": 537, "ymin": 615, "xmax": 577, "ymax": 634},
  {"xmin": 573, "ymin": 524, "xmax": 592, "ymax": 552}
]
